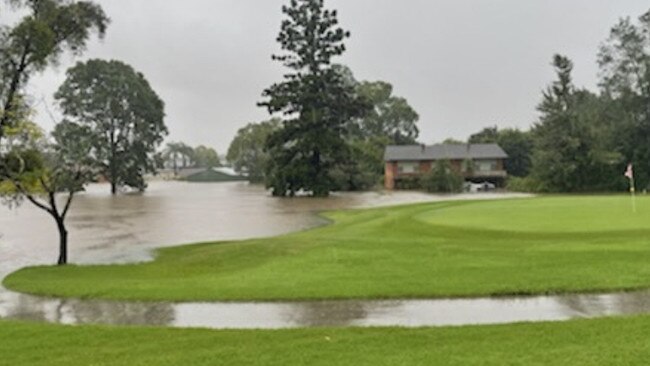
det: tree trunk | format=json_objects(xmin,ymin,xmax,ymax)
[
  {"xmin": 20, "ymin": 189, "xmax": 75, "ymax": 266},
  {"xmin": 311, "ymin": 148, "xmax": 330, "ymax": 197},
  {"xmin": 109, "ymin": 133, "xmax": 117, "ymax": 195},
  {"xmin": 0, "ymin": 41, "xmax": 31, "ymax": 142},
  {"xmin": 56, "ymin": 218, "xmax": 68, "ymax": 266}
]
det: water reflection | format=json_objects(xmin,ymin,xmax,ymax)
[
  {"xmin": 283, "ymin": 300, "xmax": 374, "ymax": 327},
  {"xmin": 0, "ymin": 291, "xmax": 173, "ymax": 326},
  {"xmin": 3, "ymin": 291, "xmax": 650, "ymax": 329}
]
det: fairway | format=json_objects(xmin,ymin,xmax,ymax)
[
  {"xmin": 6, "ymin": 196, "xmax": 650, "ymax": 301},
  {"xmin": 4, "ymin": 316, "xmax": 650, "ymax": 365}
]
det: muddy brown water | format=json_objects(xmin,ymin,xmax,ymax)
[{"xmin": 2, "ymin": 182, "xmax": 648, "ymax": 330}]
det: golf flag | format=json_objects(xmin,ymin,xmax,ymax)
[
  {"xmin": 624, "ymin": 163, "xmax": 637, "ymax": 213},
  {"xmin": 625, "ymin": 164, "xmax": 634, "ymax": 181}
]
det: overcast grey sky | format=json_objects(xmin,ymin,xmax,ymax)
[{"xmin": 18, "ymin": 1, "xmax": 650, "ymax": 152}]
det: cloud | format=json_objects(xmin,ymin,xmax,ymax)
[{"xmin": 18, "ymin": 0, "xmax": 650, "ymax": 152}]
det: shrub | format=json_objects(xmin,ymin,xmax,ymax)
[
  {"xmin": 330, "ymin": 165, "xmax": 379, "ymax": 191},
  {"xmin": 395, "ymin": 176, "xmax": 421, "ymax": 190},
  {"xmin": 507, "ymin": 176, "xmax": 543, "ymax": 192},
  {"xmin": 420, "ymin": 160, "xmax": 464, "ymax": 193}
]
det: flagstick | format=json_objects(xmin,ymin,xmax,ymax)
[{"xmin": 631, "ymin": 176, "xmax": 637, "ymax": 213}]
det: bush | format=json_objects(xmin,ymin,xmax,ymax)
[
  {"xmin": 395, "ymin": 176, "xmax": 422, "ymax": 190},
  {"xmin": 507, "ymin": 176, "xmax": 543, "ymax": 193},
  {"xmin": 420, "ymin": 160, "xmax": 464, "ymax": 193}
]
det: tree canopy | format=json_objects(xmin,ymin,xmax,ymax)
[
  {"xmin": 469, "ymin": 126, "xmax": 533, "ymax": 178},
  {"xmin": 0, "ymin": 0, "xmax": 109, "ymax": 141},
  {"xmin": 163, "ymin": 142, "xmax": 220, "ymax": 173},
  {"xmin": 163, "ymin": 142, "xmax": 196, "ymax": 172},
  {"xmin": 353, "ymin": 80, "xmax": 419, "ymax": 145},
  {"xmin": 54, "ymin": 59, "xmax": 167, "ymax": 194},
  {"xmin": 193, "ymin": 145, "xmax": 220, "ymax": 168},
  {"xmin": 226, "ymin": 119, "xmax": 280, "ymax": 183}
]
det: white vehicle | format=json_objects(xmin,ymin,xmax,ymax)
[{"xmin": 464, "ymin": 181, "xmax": 496, "ymax": 193}]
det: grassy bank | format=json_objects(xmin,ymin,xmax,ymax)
[
  {"xmin": 5, "ymin": 196, "xmax": 650, "ymax": 301},
  {"xmin": 3, "ymin": 316, "xmax": 650, "ymax": 365}
]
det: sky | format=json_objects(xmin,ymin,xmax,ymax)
[{"xmin": 10, "ymin": 0, "xmax": 650, "ymax": 153}]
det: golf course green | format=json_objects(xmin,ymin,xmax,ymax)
[{"xmin": 5, "ymin": 195, "xmax": 650, "ymax": 301}]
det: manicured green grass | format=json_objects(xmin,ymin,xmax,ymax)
[
  {"xmin": 418, "ymin": 195, "xmax": 646, "ymax": 233},
  {"xmin": 6, "ymin": 196, "xmax": 650, "ymax": 301},
  {"xmin": 3, "ymin": 316, "xmax": 650, "ymax": 365}
]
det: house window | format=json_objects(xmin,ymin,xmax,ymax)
[
  {"xmin": 476, "ymin": 160, "xmax": 498, "ymax": 172},
  {"xmin": 398, "ymin": 162, "xmax": 419, "ymax": 174}
]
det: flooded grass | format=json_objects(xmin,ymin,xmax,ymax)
[
  {"xmin": 3, "ymin": 316, "xmax": 650, "ymax": 365},
  {"xmin": 5, "ymin": 196, "xmax": 650, "ymax": 302}
]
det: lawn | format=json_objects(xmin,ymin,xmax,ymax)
[
  {"xmin": 3, "ymin": 316, "xmax": 650, "ymax": 365},
  {"xmin": 5, "ymin": 195, "xmax": 650, "ymax": 301}
]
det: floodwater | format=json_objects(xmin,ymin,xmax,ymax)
[
  {"xmin": 3, "ymin": 182, "xmax": 649, "ymax": 330},
  {"xmin": 0, "ymin": 181, "xmax": 525, "ymax": 277}
]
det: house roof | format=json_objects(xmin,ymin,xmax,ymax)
[
  {"xmin": 160, "ymin": 167, "xmax": 246, "ymax": 179},
  {"xmin": 384, "ymin": 144, "xmax": 508, "ymax": 162}
]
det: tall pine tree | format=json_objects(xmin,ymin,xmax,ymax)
[
  {"xmin": 260, "ymin": 0, "xmax": 368, "ymax": 197},
  {"xmin": 531, "ymin": 55, "xmax": 621, "ymax": 192}
]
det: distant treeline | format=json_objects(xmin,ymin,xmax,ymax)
[{"xmin": 162, "ymin": 142, "xmax": 221, "ymax": 173}]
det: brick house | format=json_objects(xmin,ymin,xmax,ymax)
[{"xmin": 384, "ymin": 143, "xmax": 508, "ymax": 190}]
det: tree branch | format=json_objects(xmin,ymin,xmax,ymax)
[
  {"xmin": 13, "ymin": 181, "xmax": 55, "ymax": 215},
  {"xmin": 47, "ymin": 190, "xmax": 59, "ymax": 217},
  {"xmin": 39, "ymin": 176, "xmax": 52, "ymax": 192},
  {"xmin": 0, "ymin": 38, "xmax": 32, "ymax": 141},
  {"xmin": 61, "ymin": 191, "xmax": 75, "ymax": 220}
]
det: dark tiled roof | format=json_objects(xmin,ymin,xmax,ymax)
[{"xmin": 384, "ymin": 144, "xmax": 508, "ymax": 162}]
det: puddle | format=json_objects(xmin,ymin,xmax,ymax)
[{"xmin": 2, "ymin": 290, "xmax": 650, "ymax": 329}]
